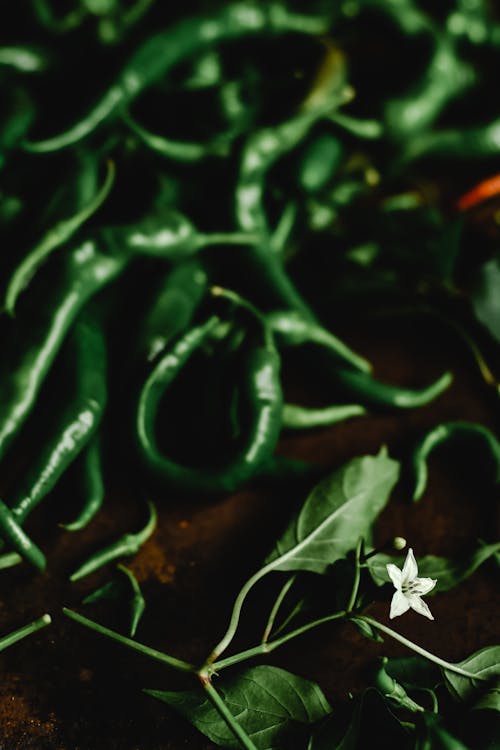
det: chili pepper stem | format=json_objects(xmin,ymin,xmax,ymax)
[
  {"xmin": 351, "ymin": 615, "xmax": 489, "ymax": 682},
  {"xmin": 63, "ymin": 608, "xmax": 195, "ymax": 672},
  {"xmin": 0, "ymin": 614, "xmax": 51, "ymax": 652},
  {"xmin": 198, "ymin": 676, "xmax": 260, "ymax": 750},
  {"xmin": 346, "ymin": 538, "xmax": 363, "ymax": 612},
  {"xmin": 209, "ymin": 610, "xmax": 346, "ymax": 673}
]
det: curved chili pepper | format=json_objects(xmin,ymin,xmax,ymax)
[
  {"xmin": 236, "ymin": 94, "xmax": 345, "ymax": 236},
  {"xmin": 0, "ymin": 212, "xmax": 251, "ymax": 460},
  {"xmin": 0, "ymin": 311, "xmax": 107, "ymax": 568},
  {"xmin": 4, "ymin": 159, "xmax": 116, "ymax": 315},
  {"xmin": 123, "ymin": 111, "xmax": 232, "ymax": 162},
  {"xmin": 411, "ymin": 421, "xmax": 500, "ymax": 501},
  {"xmin": 24, "ymin": 3, "xmax": 329, "ymax": 152},
  {"xmin": 137, "ymin": 294, "xmax": 283, "ymax": 494},
  {"xmin": 118, "ymin": 564, "xmax": 146, "ymax": 637},
  {"xmin": 0, "ymin": 238, "xmax": 123, "ymax": 461},
  {"xmin": 60, "ymin": 435, "xmax": 104, "ymax": 532},
  {"xmin": 70, "ymin": 501, "xmax": 157, "ymax": 581},
  {"xmin": 267, "ymin": 310, "xmax": 371, "ymax": 373},
  {"xmin": 335, "ymin": 368, "xmax": 453, "ymax": 409}
]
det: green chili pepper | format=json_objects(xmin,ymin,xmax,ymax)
[
  {"xmin": 402, "ymin": 118, "xmax": 500, "ymax": 163},
  {"xmin": 0, "ymin": 311, "xmax": 107, "ymax": 568},
  {"xmin": 118, "ymin": 564, "xmax": 146, "ymax": 637},
  {"xmin": 0, "ymin": 551, "xmax": 22, "ymax": 570},
  {"xmin": 297, "ymin": 133, "xmax": 343, "ymax": 194},
  {"xmin": 385, "ymin": 36, "xmax": 473, "ymax": 139},
  {"xmin": 137, "ymin": 291, "xmax": 284, "ymax": 494},
  {"xmin": 5, "ymin": 160, "xmax": 116, "ymax": 315},
  {"xmin": 61, "ymin": 435, "xmax": 104, "ymax": 532},
  {"xmin": 328, "ymin": 112, "xmax": 383, "ymax": 140},
  {"xmin": 372, "ymin": 658, "xmax": 424, "ymax": 713},
  {"xmin": 267, "ymin": 310, "xmax": 371, "ymax": 373},
  {"xmin": 82, "ymin": 580, "xmax": 120, "ymax": 605},
  {"xmin": 236, "ymin": 94, "xmax": 345, "ymax": 236},
  {"xmin": 70, "ymin": 500, "xmax": 157, "ymax": 581},
  {"xmin": 335, "ymin": 368, "xmax": 453, "ymax": 409},
  {"xmin": 0, "ymin": 238, "xmax": 122, "ymax": 461},
  {"xmin": 0, "ymin": 500, "xmax": 45, "ymax": 571},
  {"xmin": 0, "ymin": 211, "xmax": 250, "ymax": 460},
  {"xmin": 137, "ymin": 260, "xmax": 208, "ymax": 363},
  {"xmin": 123, "ymin": 111, "xmax": 231, "ymax": 162},
  {"xmin": 0, "ymin": 47, "xmax": 48, "ymax": 73},
  {"xmin": 282, "ymin": 403, "xmax": 366, "ymax": 430},
  {"xmin": 411, "ymin": 421, "xmax": 500, "ymax": 501},
  {"xmin": 24, "ymin": 3, "xmax": 329, "ymax": 152},
  {"xmin": 0, "ymin": 614, "xmax": 52, "ymax": 652}
]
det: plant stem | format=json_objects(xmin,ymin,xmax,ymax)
[
  {"xmin": 206, "ymin": 563, "xmax": 276, "ymax": 663},
  {"xmin": 0, "ymin": 613, "xmax": 51, "ymax": 652},
  {"xmin": 352, "ymin": 616, "xmax": 489, "ymax": 681},
  {"xmin": 346, "ymin": 539, "xmax": 362, "ymax": 612},
  {"xmin": 199, "ymin": 675, "xmax": 260, "ymax": 750},
  {"xmin": 261, "ymin": 574, "xmax": 296, "ymax": 643},
  {"xmin": 63, "ymin": 608, "xmax": 195, "ymax": 673},
  {"xmin": 212, "ymin": 610, "xmax": 345, "ymax": 672}
]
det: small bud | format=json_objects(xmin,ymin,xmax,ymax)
[{"xmin": 392, "ymin": 536, "xmax": 407, "ymax": 551}]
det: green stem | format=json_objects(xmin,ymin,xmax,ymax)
[
  {"xmin": 199, "ymin": 676, "xmax": 260, "ymax": 750},
  {"xmin": 0, "ymin": 614, "xmax": 51, "ymax": 652},
  {"xmin": 212, "ymin": 610, "xmax": 345, "ymax": 672},
  {"xmin": 206, "ymin": 562, "xmax": 276, "ymax": 663},
  {"xmin": 346, "ymin": 539, "xmax": 363, "ymax": 612},
  {"xmin": 63, "ymin": 608, "xmax": 195, "ymax": 673},
  {"xmin": 261, "ymin": 575, "xmax": 296, "ymax": 643},
  {"xmin": 353, "ymin": 616, "xmax": 489, "ymax": 682}
]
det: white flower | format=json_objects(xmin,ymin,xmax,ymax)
[{"xmin": 386, "ymin": 548, "xmax": 437, "ymax": 620}]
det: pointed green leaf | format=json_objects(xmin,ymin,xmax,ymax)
[
  {"xmin": 384, "ymin": 657, "xmax": 440, "ymax": 691},
  {"xmin": 266, "ymin": 450, "xmax": 399, "ymax": 574},
  {"xmin": 443, "ymin": 646, "xmax": 500, "ymax": 710},
  {"xmin": 146, "ymin": 665, "xmax": 331, "ymax": 749},
  {"xmin": 367, "ymin": 543, "xmax": 500, "ymax": 593}
]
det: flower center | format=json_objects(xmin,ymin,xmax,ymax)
[{"xmin": 402, "ymin": 581, "xmax": 421, "ymax": 595}]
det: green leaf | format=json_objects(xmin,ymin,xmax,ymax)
[
  {"xmin": 443, "ymin": 646, "xmax": 500, "ymax": 710},
  {"xmin": 266, "ymin": 449, "xmax": 399, "ymax": 574},
  {"xmin": 308, "ymin": 689, "xmax": 411, "ymax": 750},
  {"xmin": 146, "ymin": 665, "xmax": 331, "ymax": 749},
  {"xmin": 384, "ymin": 657, "xmax": 440, "ymax": 691},
  {"xmin": 367, "ymin": 543, "xmax": 500, "ymax": 592}
]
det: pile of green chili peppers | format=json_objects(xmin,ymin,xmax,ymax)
[{"xmin": 0, "ymin": 1, "xmax": 499, "ymax": 591}]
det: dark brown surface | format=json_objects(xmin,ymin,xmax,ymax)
[{"xmin": 0, "ymin": 313, "xmax": 499, "ymax": 749}]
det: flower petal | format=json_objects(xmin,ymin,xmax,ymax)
[
  {"xmin": 386, "ymin": 563, "xmax": 403, "ymax": 589},
  {"xmin": 414, "ymin": 577, "xmax": 437, "ymax": 595},
  {"xmin": 408, "ymin": 595, "xmax": 434, "ymax": 620},
  {"xmin": 390, "ymin": 590, "xmax": 411, "ymax": 619},
  {"xmin": 401, "ymin": 547, "xmax": 418, "ymax": 584}
]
